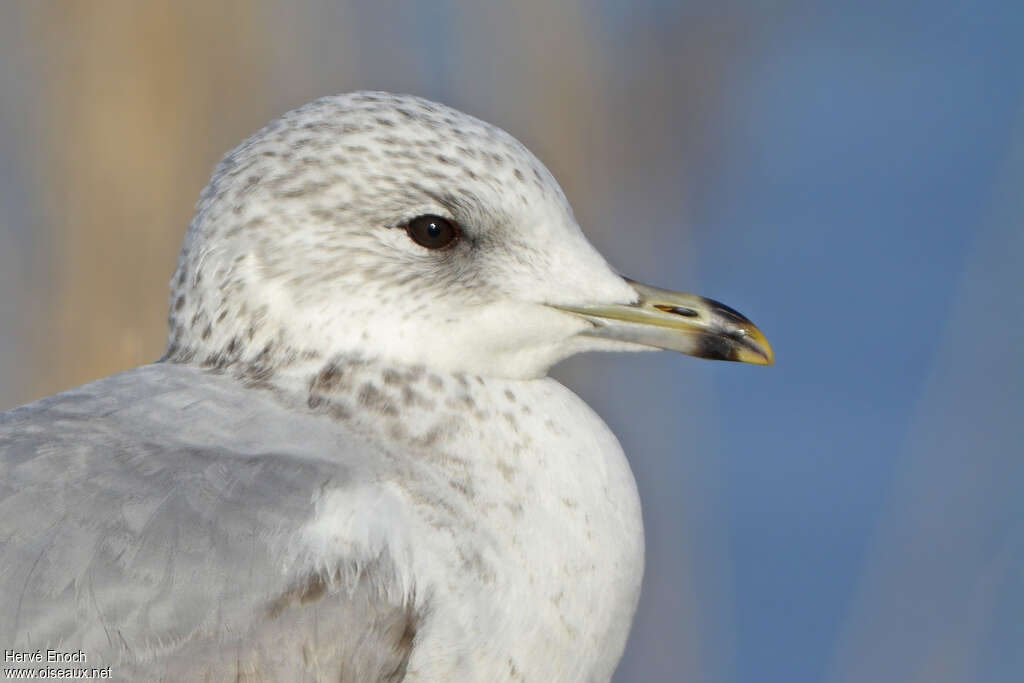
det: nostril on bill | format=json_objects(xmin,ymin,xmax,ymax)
[{"xmin": 654, "ymin": 304, "xmax": 699, "ymax": 318}]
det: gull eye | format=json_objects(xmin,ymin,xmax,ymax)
[{"xmin": 406, "ymin": 214, "xmax": 460, "ymax": 250}]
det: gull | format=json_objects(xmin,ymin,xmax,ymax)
[{"xmin": 0, "ymin": 91, "xmax": 772, "ymax": 682}]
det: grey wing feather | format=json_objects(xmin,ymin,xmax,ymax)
[{"xmin": 0, "ymin": 364, "xmax": 418, "ymax": 681}]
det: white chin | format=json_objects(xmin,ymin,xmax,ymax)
[{"xmin": 564, "ymin": 336, "xmax": 660, "ymax": 356}]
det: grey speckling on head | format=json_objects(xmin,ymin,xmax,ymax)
[{"xmin": 0, "ymin": 91, "xmax": 772, "ymax": 682}]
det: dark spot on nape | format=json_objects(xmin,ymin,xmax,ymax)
[
  {"xmin": 395, "ymin": 107, "xmax": 415, "ymax": 120},
  {"xmin": 415, "ymin": 427, "xmax": 441, "ymax": 448},
  {"xmin": 402, "ymin": 385, "xmax": 434, "ymax": 409},
  {"xmin": 427, "ymin": 374, "xmax": 444, "ymax": 391},
  {"xmin": 445, "ymin": 393, "xmax": 476, "ymax": 411},
  {"xmin": 381, "ymin": 146, "xmax": 418, "ymax": 161},
  {"xmin": 174, "ymin": 295, "xmax": 185, "ymax": 312},
  {"xmin": 375, "ymin": 117, "xmax": 396, "ymax": 127},
  {"xmin": 447, "ymin": 478, "xmax": 476, "ymax": 500},
  {"xmin": 228, "ymin": 215, "xmax": 264, "ymax": 238},
  {"xmin": 436, "ymin": 154, "xmax": 454, "ymax": 165},
  {"xmin": 241, "ymin": 174, "xmax": 262, "ymax": 194},
  {"xmin": 514, "ymin": 168, "xmax": 525, "ymax": 182},
  {"xmin": 309, "ymin": 206, "xmax": 333, "ymax": 221},
  {"xmin": 414, "ymin": 418, "xmax": 460, "ymax": 447},
  {"xmin": 256, "ymin": 341, "xmax": 274, "ymax": 361},
  {"xmin": 462, "ymin": 168, "xmax": 478, "ymax": 180},
  {"xmin": 162, "ymin": 341, "xmax": 179, "ymax": 361},
  {"xmin": 216, "ymin": 309, "xmax": 228, "ymax": 323},
  {"xmin": 201, "ymin": 352, "xmax": 229, "ymax": 371},
  {"xmin": 240, "ymin": 360, "xmax": 276, "ymax": 389},
  {"xmin": 226, "ymin": 336, "xmax": 240, "ymax": 356},
  {"xmin": 504, "ymin": 389, "xmax": 516, "ymax": 403},
  {"xmin": 311, "ymin": 362, "xmax": 342, "ymax": 392},
  {"xmin": 358, "ymin": 382, "xmax": 399, "ymax": 416},
  {"xmin": 279, "ymin": 181, "xmax": 329, "ymax": 198},
  {"xmin": 200, "ymin": 324, "xmax": 212, "ymax": 341},
  {"xmin": 382, "ymin": 369, "xmax": 403, "ymax": 385}
]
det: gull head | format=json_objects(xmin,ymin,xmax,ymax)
[{"xmin": 165, "ymin": 91, "xmax": 772, "ymax": 380}]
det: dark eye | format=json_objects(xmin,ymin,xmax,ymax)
[{"xmin": 406, "ymin": 214, "xmax": 460, "ymax": 250}]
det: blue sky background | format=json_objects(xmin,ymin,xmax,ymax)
[{"xmin": 1, "ymin": 2, "xmax": 1021, "ymax": 681}]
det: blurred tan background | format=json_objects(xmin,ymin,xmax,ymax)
[
  {"xmin": 2, "ymin": 1, "xmax": 743, "ymax": 404},
  {"xmin": 2, "ymin": 2, "xmax": 1022, "ymax": 682}
]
